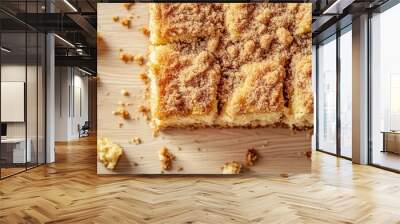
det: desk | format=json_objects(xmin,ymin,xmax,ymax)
[
  {"xmin": 381, "ymin": 131, "xmax": 400, "ymax": 154},
  {"xmin": 1, "ymin": 138, "xmax": 31, "ymax": 163}
]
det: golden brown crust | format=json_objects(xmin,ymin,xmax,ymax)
[{"xmin": 148, "ymin": 3, "xmax": 313, "ymax": 130}]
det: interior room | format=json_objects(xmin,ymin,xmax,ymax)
[{"xmin": 0, "ymin": 0, "xmax": 400, "ymax": 223}]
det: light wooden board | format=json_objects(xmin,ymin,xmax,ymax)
[{"xmin": 97, "ymin": 3, "xmax": 312, "ymax": 175}]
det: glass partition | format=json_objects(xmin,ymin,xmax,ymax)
[
  {"xmin": 0, "ymin": 1, "xmax": 46, "ymax": 179},
  {"xmin": 1, "ymin": 31, "xmax": 28, "ymax": 177}
]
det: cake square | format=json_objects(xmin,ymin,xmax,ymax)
[
  {"xmin": 149, "ymin": 3, "xmax": 224, "ymax": 45},
  {"xmin": 284, "ymin": 53, "xmax": 313, "ymax": 128},
  {"xmin": 148, "ymin": 43, "xmax": 220, "ymax": 130},
  {"xmin": 217, "ymin": 60, "xmax": 286, "ymax": 127}
]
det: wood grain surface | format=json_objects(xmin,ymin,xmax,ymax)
[{"xmin": 97, "ymin": 3, "xmax": 312, "ymax": 175}]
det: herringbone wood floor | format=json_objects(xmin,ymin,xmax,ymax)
[{"xmin": 1, "ymin": 135, "xmax": 400, "ymax": 224}]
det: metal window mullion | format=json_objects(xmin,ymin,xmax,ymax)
[
  {"xmin": 316, "ymin": 44, "xmax": 320, "ymax": 151},
  {"xmin": 44, "ymin": 33, "xmax": 47, "ymax": 164},
  {"xmin": 336, "ymin": 27, "xmax": 341, "ymax": 157},
  {"xmin": 367, "ymin": 11, "xmax": 373, "ymax": 165},
  {"xmin": 25, "ymin": 0, "xmax": 28, "ymax": 171},
  {"xmin": 36, "ymin": 0, "xmax": 39, "ymax": 167}
]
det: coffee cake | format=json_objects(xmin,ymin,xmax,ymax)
[{"xmin": 148, "ymin": 3, "xmax": 313, "ymax": 130}]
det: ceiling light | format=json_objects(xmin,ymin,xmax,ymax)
[
  {"xmin": 323, "ymin": 0, "xmax": 355, "ymax": 15},
  {"xmin": 54, "ymin": 34, "xmax": 75, "ymax": 48},
  {"xmin": 1, "ymin": 47, "xmax": 11, "ymax": 53},
  {"xmin": 77, "ymin": 67, "xmax": 93, "ymax": 76},
  {"xmin": 63, "ymin": 0, "xmax": 78, "ymax": 12}
]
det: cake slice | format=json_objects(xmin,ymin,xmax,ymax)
[
  {"xmin": 283, "ymin": 4, "xmax": 313, "ymax": 128},
  {"xmin": 284, "ymin": 53, "xmax": 313, "ymax": 128},
  {"xmin": 218, "ymin": 59, "xmax": 286, "ymax": 127},
  {"xmin": 149, "ymin": 3, "xmax": 224, "ymax": 45},
  {"xmin": 148, "ymin": 43, "xmax": 220, "ymax": 130}
]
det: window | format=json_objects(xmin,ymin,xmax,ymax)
[
  {"xmin": 317, "ymin": 35, "xmax": 337, "ymax": 154},
  {"xmin": 339, "ymin": 26, "xmax": 352, "ymax": 158},
  {"xmin": 370, "ymin": 2, "xmax": 400, "ymax": 171}
]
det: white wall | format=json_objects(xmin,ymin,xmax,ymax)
[
  {"xmin": 54, "ymin": 67, "xmax": 89, "ymax": 141},
  {"xmin": 55, "ymin": 66, "xmax": 70, "ymax": 141}
]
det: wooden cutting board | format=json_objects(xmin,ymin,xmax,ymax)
[{"xmin": 97, "ymin": 3, "xmax": 312, "ymax": 175}]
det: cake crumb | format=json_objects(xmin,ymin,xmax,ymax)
[
  {"xmin": 152, "ymin": 129, "xmax": 159, "ymax": 138},
  {"xmin": 112, "ymin": 106, "xmax": 130, "ymax": 120},
  {"xmin": 133, "ymin": 54, "xmax": 145, "ymax": 66},
  {"xmin": 138, "ymin": 105, "xmax": 150, "ymax": 120},
  {"xmin": 123, "ymin": 3, "xmax": 134, "ymax": 10},
  {"xmin": 112, "ymin": 16, "xmax": 119, "ymax": 22},
  {"xmin": 158, "ymin": 146, "xmax": 175, "ymax": 171},
  {"xmin": 177, "ymin": 166, "xmax": 184, "ymax": 172},
  {"xmin": 117, "ymin": 123, "xmax": 123, "ymax": 128},
  {"xmin": 121, "ymin": 18, "xmax": 131, "ymax": 28},
  {"xmin": 245, "ymin": 149, "xmax": 259, "ymax": 166},
  {"xmin": 121, "ymin": 89, "xmax": 130, "ymax": 96},
  {"xmin": 119, "ymin": 52, "xmax": 133, "ymax": 63},
  {"xmin": 222, "ymin": 161, "xmax": 242, "ymax": 174},
  {"xmin": 132, "ymin": 137, "xmax": 141, "ymax": 145},
  {"xmin": 139, "ymin": 72, "xmax": 149, "ymax": 85},
  {"xmin": 306, "ymin": 151, "xmax": 312, "ymax": 158},
  {"xmin": 97, "ymin": 138, "xmax": 123, "ymax": 170},
  {"xmin": 280, "ymin": 173, "xmax": 289, "ymax": 178},
  {"xmin": 139, "ymin": 26, "xmax": 150, "ymax": 37}
]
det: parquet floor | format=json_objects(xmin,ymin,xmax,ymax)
[{"xmin": 1, "ymin": 135, "xmax": 400, "ymax": 224}]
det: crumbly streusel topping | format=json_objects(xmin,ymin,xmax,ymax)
[
  {"xmin": 151, "ymin": 3, "xmax": 225, "ymax": 44},
  {"xmin": 151, "ymin": 42, "xmax": 220, "ymax": 118},
  {"xmin": 149, "ymin": 3, "xmax": 313, "ymax": 128}
]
